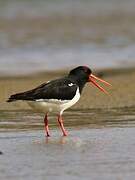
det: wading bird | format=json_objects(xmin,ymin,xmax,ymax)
[{"xmin": 7, "ymin": 66, "xmax": 111, "ymax": 137}]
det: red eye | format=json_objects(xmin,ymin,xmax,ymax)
[{"xmin": 83, "ymin": 66, "xmax": 89, "ymax": 73}]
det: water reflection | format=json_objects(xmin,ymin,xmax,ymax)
[
  {"xmin": 44, "ymin": 136, "xmax": 68, "ymax": 145},
  {"xmin": 43, "ymin": 136, "xmax": 85, "ymax": 147}
]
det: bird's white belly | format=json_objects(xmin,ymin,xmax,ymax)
[
  {"xmin": 27, "ymin": 88, "xmax": 80, "ymax": 114},
  {"xmin": 27, "ymin": 100, "xmax": 65, "ymax": 113}
]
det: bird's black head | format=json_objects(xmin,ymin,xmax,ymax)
[
  {"xmin": 69, "ymin": 66, "xmax": 92, "ymax": 82},
  {"xmin": 68, "ymin": 66, "xmax": 111, "ymax": 94},
  {"xmin": 68, "ymin": 66, "xmax": 92, "ymax": 92}
]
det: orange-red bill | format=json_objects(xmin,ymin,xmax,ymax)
[
  {"xmin": 89, "ymin": 74, "xmax": 111, "ymax": 94},
  {"xmin": 90, "ymin": 74, "xmax": 112, "ymax": 86}
]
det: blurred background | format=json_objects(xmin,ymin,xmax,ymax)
[{"xmin": 0, "ymin": 0, "xmax": 135, "ymax": 75}]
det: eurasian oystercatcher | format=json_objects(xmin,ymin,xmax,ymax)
[{"xmin": 7, "ymin": 66, "xmax": 111, "ymax": 136}]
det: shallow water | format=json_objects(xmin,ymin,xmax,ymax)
[
  {"xmin": 0, "ymin": 107, "xmax": 135, "ymax": 132},
  {"xmin": 0, "ymin": 107, "xmax": 135, "ymax": 179}
]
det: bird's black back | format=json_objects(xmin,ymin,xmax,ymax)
[{"xmin": 7, "ymin": 77, "xmax": 78, "ymax": 102}]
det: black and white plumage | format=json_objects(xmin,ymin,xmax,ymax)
[{"xmin": 7, "ymin": 66, "xmax": 111, "ymax": 136}]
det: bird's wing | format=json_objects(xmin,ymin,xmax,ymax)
[{"xmin": 7, "ymin": 78, "xmax": 78, "ymax": 102}]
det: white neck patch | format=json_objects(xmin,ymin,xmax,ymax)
[{"xmin": 68, "ymin": 83, "xmax": 74, "ymax": 87}]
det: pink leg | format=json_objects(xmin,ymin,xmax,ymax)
[
  {"xmin": 58, "ymin": 115, "xmax": 68, "ymax": 136},
  {"xmin": 44, "ymin": 113, "xmax": 50, "ymax": 137}
]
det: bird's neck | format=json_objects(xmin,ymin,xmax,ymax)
[{"xmin": 68, "ymin": 75, "xmax": 87, "ymax": 94}]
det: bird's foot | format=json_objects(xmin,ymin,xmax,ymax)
[
  {"xmin": 46, "ymin": 132, "xmax": 51, "ymax": 137},
  {"xmin": 63, "ymin": 130, "xmax": 68, "ymax": 136}
]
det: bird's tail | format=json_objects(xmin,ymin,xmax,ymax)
[{"xmin": 7, "ymin": 92, "xmax": 27, "ymax": 102}]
